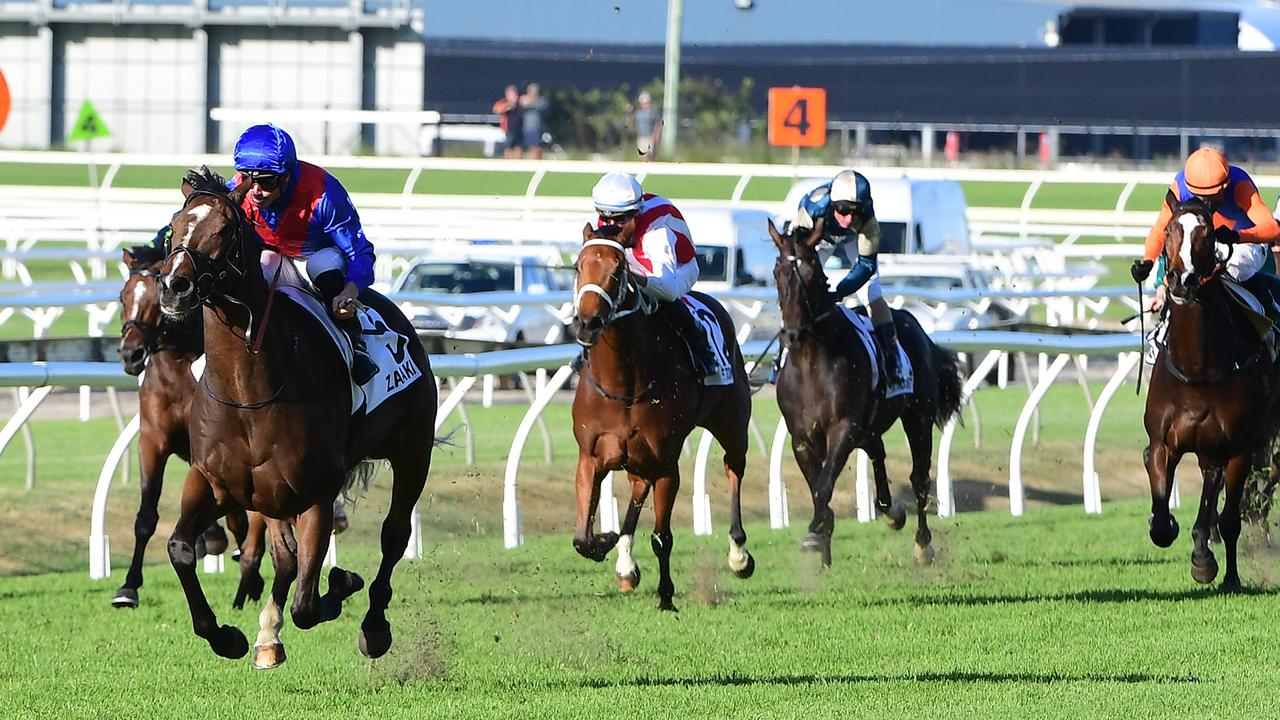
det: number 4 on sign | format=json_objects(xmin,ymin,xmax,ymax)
[
  {"xmin": 767, "ymin": 87, "xmax": 826, "ymax": 148},
  {"xmin": 67, "ymin": 100, "xmax": 111, "ymax": 143}
]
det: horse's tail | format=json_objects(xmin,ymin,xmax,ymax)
[
  {"xmin": 931, "ymin": 342, "xmax": 965, "ymax": 430},
  {"xmin": 341, "ymin": 459, "xmax": 382, "ymax": 504}
]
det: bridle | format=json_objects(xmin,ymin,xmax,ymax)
[
  {"xmin": 573, "ymin": 238, "xmax": 655, "ymax": 324},
  {"xmin": 574, "ymin": 237, "xmax": 660, "ymax": 406},
  {"xmin": 164, "ymin": 187, "xmax": 291, "ymax": 408},
  {"xmin": 777, "ymin": 249, "xmax": 836, "ymax": 344}
]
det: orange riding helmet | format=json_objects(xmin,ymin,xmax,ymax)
[{"xmin": 1184, "ymin": 147, "xmax": 1230, "ymax": 196}]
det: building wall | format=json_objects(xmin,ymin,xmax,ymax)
[
  {"xmin": 0, "ymin": 20, "xmax": 426, "ymax": 155},
  {"xmin": 0, "ymin": 23, "xmax": 53, "ymax": 149}
]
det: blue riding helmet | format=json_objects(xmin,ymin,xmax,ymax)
[{"xmin": 232, "ymin": 124, "xmax": 298, "ymax": 176}]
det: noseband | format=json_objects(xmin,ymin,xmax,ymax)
[{"xmin": 574, "ymin": 238, "xmax": 655, "ymax": 323}]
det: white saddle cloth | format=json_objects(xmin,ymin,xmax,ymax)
[{"xmin": 680, "ymin": 294, "xmax": 735, "ymax": 386}]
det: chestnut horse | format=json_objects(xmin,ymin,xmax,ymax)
[
  {"xmin": 768, "ymin": 219, "xmax": 964, "ymax": 568},
  {"xmin": 155, "ymin": 167, "xmax": 437, "ymax": 667},
  {"xmin": 112, "ymin": 244, "xmax": 258, "ymax": 609},
  {"xmin": 1144, "ymin": 193, "xmax": 1280, "ymax": 590},
  {"xmin": 570, "ymin": 223, "xmax": 755, "ymax": 611}
]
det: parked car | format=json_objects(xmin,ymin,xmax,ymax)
[
  {"xmin": 390, "ymin": 244, "xmax": 573, "ymax": 353},
  {"xmin": 682, "ymin": 206, "xmax": 782, "ymax": 342},
  {"xmin": 826, "ymin": 254, "xmax": 1023, "ymax": 333}
]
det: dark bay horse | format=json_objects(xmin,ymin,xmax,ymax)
[
  {"xmin": 571, "ymin": 223, "xmax": 755, "ymax": 611},
  {"xmin": 155, "ymin": 167, "xmax": 438, "ymax": 668},
  {"xmin": 768, "ymin": 219, "xmax": 964, "ymax": 567},
  {"xmin": 113, "ymin": 245, "xmax": 258, "ymax": 609},
  {"xmin": 1144, "ymin": 193, "xmax": 1280, "ymax": 590}
]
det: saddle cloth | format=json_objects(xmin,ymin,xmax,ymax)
[
  {"xmin": 680, "ymin": 294, "xmax": 735, "ymax": 386},
  {"xmin": 279, "ymin": 286, "xmax": 422, "ymax": 415},
  {"xmin": 837, "ymin": 306, "xmax": 914, "ymax": 400}
]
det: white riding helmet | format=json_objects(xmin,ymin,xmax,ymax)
[
  {"xmin": 592, "ymin": 172, "xmax": 644, "ymax": 216},
  {"xmin": 830, "ymin": 170, "xmax": 860, "ymax": 203}
]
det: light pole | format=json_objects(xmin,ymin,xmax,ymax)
[{"xmin": 660, "ymin": 0, "xmax": 683, "ymax": 159}]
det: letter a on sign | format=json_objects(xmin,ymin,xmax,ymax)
[{"xmin": 68, "ymin": 100, "xmax": 111, "ymax": 142}]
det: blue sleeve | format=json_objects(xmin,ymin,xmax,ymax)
[
  {"xmin": 835, "ymin": 255, "xmax": 877, "ymax": 297},
  {"xmin": 798, "ymin": 184, "xmax": 831, "ymax": 227},
  {"xmin": 312, "ymin": 175, "xmax": 376, "ymax": 289}
]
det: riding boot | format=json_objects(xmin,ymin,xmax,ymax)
[
  {"xmin": 336, "ymin": 315, "xmax": 378, "ymax": 386},
  {"xmin": 662, "ymin": 300, "xmax": 719, "ymax": 384},
  {"xmin": 875, "ymin": 323, "xmax": 906, "ymax": 386}
]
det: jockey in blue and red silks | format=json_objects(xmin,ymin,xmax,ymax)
[
  {"xmin": 228, "ymin": 123, "xmax": 379, "ymax": 385},
  {"xmin": 590, "ymin": 171, "xmax": 719, "ymax": 384}
]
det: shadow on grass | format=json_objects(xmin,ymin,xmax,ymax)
[{"xmin": 579, "ymin": 669, "xmax": 1201, "ymax": 689}]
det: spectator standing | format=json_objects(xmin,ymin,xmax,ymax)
[
  {"xmin": 492, "ymin": 84, "xmax": 524, "ymax": 159},
  {"xmin": 520, "ymin": 83, "xmax": 549, "ymax": 160},
  {"xmin": 632, "ymin": 91, "xmax": 662, "ymax": 161}
]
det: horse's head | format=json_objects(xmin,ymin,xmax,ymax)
[
  {"xmin": 118, "ymin": 245, "xmax": 166, "ymax": 375},
  {"xmin": 157, "ymin": 166, "xmax": 255, "ymax": 319},
  {"xmin": 1163, "ymin": 190, "xmax": 1220, "ymax": 306},
  {"xmin": 768, "ymin": 217, "xmax": 830, "ymax": 342},
  {"xmin": 572, "ymin": 222, "xmax": 640, "ymax": 347}
]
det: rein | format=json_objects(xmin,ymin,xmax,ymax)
[
  {"xmin": 575, "ymin": 236, "xmax": 665, "ymax": 406},
  {"xmin": 781, "ymin": 254, "xmax": 838, "ymax": 344},
  {"xmin": 201, "ymin": 331, "xmax": 297, "ymax": 409}
]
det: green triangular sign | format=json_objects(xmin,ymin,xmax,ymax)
[{"xmin": 67, "ymin": 100, "xmax": 111, "ymax": 142}]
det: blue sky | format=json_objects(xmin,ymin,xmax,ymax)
[{"xmin": 421, "ymin": 0, "xmax": 1280, "ymax": 48}]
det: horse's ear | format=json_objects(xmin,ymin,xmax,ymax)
[
  {"xmin": 122, "ymin": 246, "xmax": 137, "ymax": 268},
  {"xmin": 767, "ymin": 218, "xmax": 786, "ymax": 251},
  {"xmin": 802, "ymin": 217, "xmax": 825, "ymax": 249},
  {"xmin": 582, "ymin": 222, "xmax": 595, "ymax": 243},
  {"xmin": 228, "ymin": 177, "xmax": 250, "ymax": 204},
  {"xmin": 181, "ymin": 178, "xmax": 195, "ymax": 199},
  {"xmin": 1165, "ymin": 189, "xmax": 1180, "ymax": 212}
]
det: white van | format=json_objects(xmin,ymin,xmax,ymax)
[
  {"xmin": 681, "ymin": 206, "xmax": 778, "ymax": 291},
  {"xmin": 780, "ymin": 176, "xmax": 972, "ymax": 256}
]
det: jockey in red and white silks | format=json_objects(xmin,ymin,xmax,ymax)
[{"xmin": 588, "ymin": 171, "xmax": 718, "ymax": 383}]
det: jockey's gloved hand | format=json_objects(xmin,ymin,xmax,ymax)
[
  {"xmin": 833, "ymin": 277, "xmax": 861, "ymax": 299},
  {"xmin": 1214, "ymin": 226, "xmax": 1240, "ymax": 244},
  {"xmin": 1130, "ymin": 259, "xmax": 1153, "ymax": 283}
]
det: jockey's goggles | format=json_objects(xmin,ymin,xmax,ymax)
[
  {"xmin": 597, "ymin": 208, "xmax": 637, "ymax": 222},
  {"xmin": 831, "ymin": 200, "xmax": 862, "ymax": 217},
  {"xmin": 244, "ymin": 171, "xmax": 286, "ymax": 190}
]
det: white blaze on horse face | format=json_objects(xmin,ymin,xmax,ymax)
[
  {"xmin": 127, "ymin": 279, "xmax": 147, "ymax": 321},
  {"xmin": 1176, "ymin": 213, "xmax": 1202, "ymax": 272},
  {"xmin": 183, "ymin": 203, "xmax": 212, "ymax": 246}
]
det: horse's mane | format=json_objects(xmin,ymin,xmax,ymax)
[
  {"xmin": 183, "ymin": 165, "xmax": 228, "ymax": 195},
  {"xmin": 594, "ymin": 224, "xmax": 624, "ymax": 240}
]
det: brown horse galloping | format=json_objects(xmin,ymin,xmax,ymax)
[
  {"xmin": 112, "ymin": 245, "xmax": 257, "ymax": 609},
  {"xmin": 155, "ymin": 167, "xmax": 438, "ymax": 667},
  {"xmin": 570, "ymin": 223, "xmax": 755, "ymax": 611},
  {"xmin": 768, "ymin": 219, "xmax": 964, "ymax": 568},
  {"xmin": 1144, "ymin": 193, "xmax": 1280, "ymax": 590}
]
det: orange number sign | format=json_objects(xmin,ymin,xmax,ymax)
[
  {"xmin": 0, "ymin": 69, "xmax": 9, "ymax": 136},
  {"xmin": 768, "ymin": 87, "xmax": 826, "ymax": 147}
]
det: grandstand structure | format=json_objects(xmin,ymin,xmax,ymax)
[{"xmin": 0, "ymin": 0, "xmax": 426, "ymax": 155}]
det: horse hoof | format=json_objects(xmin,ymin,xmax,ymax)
[
  {"xmin": 1148, "ymin": 514, "xmax": 1179, "ymax": 548},
  {"xmin": 616, "ymin": 566, "xmax": 641, "ymax": 592},
  {"xmin": 913, "ymin": 543, "xmax": 936, "ymax": 566},
  {"xmin": 882, "ymin": 501, "xmax": 907, "ymax": 531},
  {"xmin": 329, "ymin": 567, "xmax": 365, "ymax": 602},
  {"xmin": 799, "ymin": 533, "xmax": 826, "ymax": 553},
  {"xmin": 731, "ymin": 553, "xmax": 756, "ymax": 580},
  {"xmin": 657, "ymin": 599, "xmax": 678, "ymax": 612},
  {"xmin": 1219, "ymin": 576, "xmax": 1242, "ymax": 593},
  {"xmin": 111, "ymin": 587, "xmax": 139, "ymax": 609},
  {"xmin": 1191, "ymin": 559, "xmax": 1219, "ymax": 585},
  {"xmin": 358, "ymin": 627, "xmax": 393, "ymax": 659},
  {"xmin": 251, "ymin": 643, "xmax": 287, "ymax": 670},
  {"xmin": 333, "ymin": 513, "xmax": 350, "ymax": 535},
  {"xmin": 211, "ymin": 626, "xmax": 249, "ymax": 660},
  {"xmin": 203, "ymin": 527, "xmax": 229, "ymax": 557},
  {"xmin": 573, "ymin": 534, "xmax": 617, "ymax": 562},
  {"xmin": 230, "ymin": 548, "xmax": 242, "ymax": 562}
]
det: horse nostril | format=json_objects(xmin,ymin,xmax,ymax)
[
  {"xmin": 128, "ymin": 347, "xmax": 145, "ymax": 364},
  {"xmin": 165, "ymin": 275, "xmax": 192, "ymax": 297}
]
